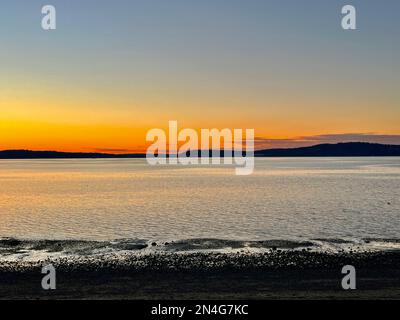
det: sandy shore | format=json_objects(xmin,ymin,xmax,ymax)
[{"xmin": 0, "ymin": 250, "xmax": 399, "ymax": 299}]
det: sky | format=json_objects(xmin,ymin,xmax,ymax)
[{"xmin": 1, "ymin": 0, "xmax": 399, "ymax": 152}]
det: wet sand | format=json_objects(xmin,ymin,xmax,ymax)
[{"xmin": 0, "ymin": 250, "xmax": 399, "ymax": 299}]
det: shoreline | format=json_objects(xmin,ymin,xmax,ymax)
[{"xmin": 1, "ymin": 250, "xmax": 399, "ymax": 299}]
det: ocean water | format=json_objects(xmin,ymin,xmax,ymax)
[{"xmin": 0, "ymin": 157, "xmax": 399, "ymax": 259}]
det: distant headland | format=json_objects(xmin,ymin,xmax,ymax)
[
  {"xmin": 1, "ymin": 142, "xmax": 400, "ymax": 159},
  {"xmin": 254, "ymin": 142, "xmax": 400, "ymax": 157}
]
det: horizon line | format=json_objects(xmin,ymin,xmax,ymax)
[{"xmin": 1, "ymin": 141, "xmax": 400, "ymax": 156}]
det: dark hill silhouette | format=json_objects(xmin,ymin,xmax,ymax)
[
  {"xmin": 255, "ymin": 142, "xmax": 400, "ymax": 157},
  {"xmin": 0, "ymin": 143, "xmax": 400, "ymax": 159}
]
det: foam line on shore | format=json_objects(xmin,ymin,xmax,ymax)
[{"xmin": 1, "ymin": 237, "xmax": 400, "ymax": 263}]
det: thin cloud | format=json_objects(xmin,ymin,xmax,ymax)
[{"xmin": 93, "ymin": 148, "xmax": 137, "ymax": 153}]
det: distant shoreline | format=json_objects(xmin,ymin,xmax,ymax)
[{"xmin": 1, "ymin": 142, "xmax": 400, "ymax": 159}]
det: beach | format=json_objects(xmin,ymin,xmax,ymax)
[{"xmin": 1, "ymin": 249, "xmax": 399, "ymax": 300}]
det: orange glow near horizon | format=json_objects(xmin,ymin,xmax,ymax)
[
  {"xmin": 2, "ymin": 58, "xmax": 400, "ymax": 153},
  {"xmin": 2, "ymin": 113, "xmax": 400, "ymax": 153}
]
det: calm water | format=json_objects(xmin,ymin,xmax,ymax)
[{"xmin": 0, "ymin": 158, "xmax": 399, "ymax": 243}]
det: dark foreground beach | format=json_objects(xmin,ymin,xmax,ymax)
[{"xmin": 0, "ymin": 250, "xmax": 399, "ymax": 300}]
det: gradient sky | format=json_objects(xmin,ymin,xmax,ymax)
[{"xmin": 1, "ymin": 0, "xmax": 399, "ymax": 152}]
